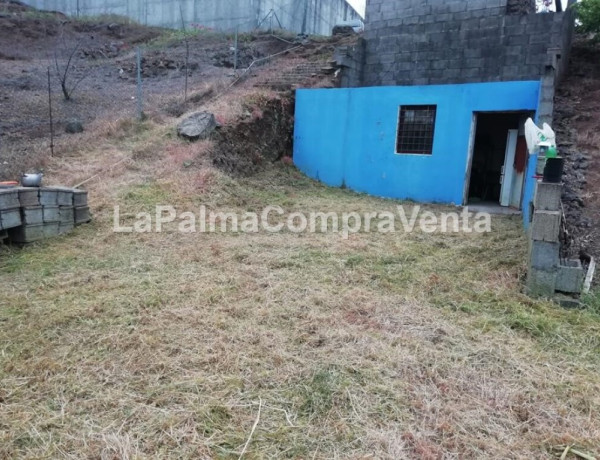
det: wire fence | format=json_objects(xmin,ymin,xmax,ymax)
[
  {"xmin": 1, "ymin": 17, "xmax": 304, "ymax": 176},
  {"xmin": 0, "ymin": 0, "xmax": 348, "ymax": 180}
]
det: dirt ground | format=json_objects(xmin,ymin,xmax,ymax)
[
  {"xmin": 554, "ymin": 37, "xmax": 600, "ymax": 264},
  {"xmin": 0, "ymin": 0, "xmax": 344, "ymax": 181}
]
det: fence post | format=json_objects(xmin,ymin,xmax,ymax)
[
  {"xmin": 136, "ymin": 46, "xmax": 143, "ymax": 120},
  {"xmin": 234, "ymin": 27, "xmax": 238, "ymax": 72},
  {"xmin": 47, "ymin": 67, "xmax": 54, "ymax": 157}
]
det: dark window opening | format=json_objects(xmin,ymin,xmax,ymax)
[{"xmin": 396, "ymin": 105, "xmax": 437, "ymax": 155}]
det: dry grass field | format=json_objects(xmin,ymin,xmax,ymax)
[{"xmin": 1, "ymin": 95, "xmax": 600, "ymax": 459}]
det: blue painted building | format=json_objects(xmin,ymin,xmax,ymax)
[
  {"xmin": 293, "ymin": 0, "xmax": 575, "ymax": 226},
  {"xmin": 295, "ymin": 81, "xmax": 539, "ymax": 202}
]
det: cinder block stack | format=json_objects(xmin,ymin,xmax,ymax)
[
  {"xmin": 0, "ymin": 187, "xmax": 91, "ymax": 244},
  {"xmin": 0, "ymin": 189, "xmax": 22, "ymax": 232},
  {"xmin": 73, "ymin": 190, "xmax": 91, "ymax": 225},
  {"xmin": 526, "ymin": 181, "xmax": 586, "ymax": 298}
]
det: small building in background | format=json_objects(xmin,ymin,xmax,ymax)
[{"xmin": 294, "ymin": 0, "xmax": 576, "ymax": 224}]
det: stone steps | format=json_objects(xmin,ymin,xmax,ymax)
[{"xmin": 255, "ymin": 61, "xmax": 338, "ymax": 89}]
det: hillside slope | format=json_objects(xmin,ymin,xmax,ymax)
[
  {"xmin": 0, "ymin": 1, "xmax": 350, "ymax": 180},
  {"xmin": 554, "ymin": 37, "xmax": 600, "ymax": 264}
]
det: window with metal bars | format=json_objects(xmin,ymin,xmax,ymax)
[{"xmin": 396, "ymin": 105, "xmax": 437, "ymax": 155}]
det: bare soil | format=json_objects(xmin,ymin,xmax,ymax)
[
  {"xmin": 554, "ymin": 36, "xmax": 600, "ymax": 264},
  {"xmin": 0, "ymin": 0, "xmax": 345, "ymax": 181},
  {"xmin": 211, "ymin": 94, "xmax": 295, "ymax": 176}
]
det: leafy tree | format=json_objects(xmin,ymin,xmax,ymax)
[{"xmin": 576, "ymin": 0, "xmax": 600, "ymax": 34}]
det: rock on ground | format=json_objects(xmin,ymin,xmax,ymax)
[
  {"xmin": 65, "ymin": 119, "xmax": 84, "ymax": 134},
  {"xmin": 177, "ymin": 112, "xmax": 217, "ymax": 141}
]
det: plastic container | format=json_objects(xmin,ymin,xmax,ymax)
[
  {"xmin": 543, "ymin": 157, "xmax": 565, "ymax": 183},
  {"xmin": 546, "ymin": 146, "xmax": 558, "ymax": 159}
]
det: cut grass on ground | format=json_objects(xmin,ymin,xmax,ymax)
[
  {"xmin": 1, "ymin": 164, "xmax": 599, "ymax": 459},
  {"xmin": 2, "ymin": 89, "xmax": 600, "ymax": 459}
]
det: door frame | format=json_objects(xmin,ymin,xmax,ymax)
[
  {"xmin": 500, "ymin": 129, "xmax": 519, "ymax": 207},
  {"xmin": 463, "ymin": 114, "xmax": 478, "ymax": 206},
  {"xmin": 464, "ymin": 111, "xmax": 531, "ymax": 209}
]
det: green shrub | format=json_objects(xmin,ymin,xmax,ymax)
[{"xmin": 576, "ymin": 0, "xmax": 600, "ymax": 34}]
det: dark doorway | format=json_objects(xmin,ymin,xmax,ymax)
[{"xmin": 467, "ymin": 112, "xmax": 531, "ymax": 207}]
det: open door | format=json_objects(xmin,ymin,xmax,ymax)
[
  {"xmin": 467, "ymin": 112, "xmax": 531, "ymax": 210},
  {"xmin": 500, "ymin": 129, "xmax": 518, "ymax": 207}
]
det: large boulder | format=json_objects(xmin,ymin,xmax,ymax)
[{"xmin": 177, "ymin": 112, "xmax": 217, "ymax": 141}]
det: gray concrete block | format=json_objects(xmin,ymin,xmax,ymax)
[
  {"xmin": 556, "ymin": 260, "xmax": 585, "ymax": 294},
  {"xmin": 59, "ymin": 222, "xmax": 75, "ymax": 235},
  {"xmin": 534, "ymin": 181, "xmax": 562, "ymax": 211},
  {"xmin": 8, "ymin": 224, "xmax": 45, "ymax": 243},
  {"xmin": 43, "ymin": 222, "xmax": 60, "ymax": 238},
  {"xmin": 0, "ymin": 207, "xmax": 22, "ymax": 230},
  {"xmin": 531, "ymin": 210, "xmax": 561, "ymax": 242},
  {"xmin": 526, "ymin": 268, "xmax": 557, "ymax": 298},
  {"xmin": 59, "ymin": 206, "xmax": 74, "ymax": 224},
  {"xmin": 530, "ymin": 240, "xmax": 560, "ymax": 270},
  {"xmin": 18, "ymin": 188, "xmax": 40, "ymax": 207},
  {"xmin": 43, "ymin": 206, "xmax": 60, "ymax": 223},
  {"xmin": 55, "ymin": 188, "xmax": 74, "ymax": 206},
  {"xmin": 39, "ymin": 189, "xmax": 58, "ymax": 206},
  {"xmin": 74, "ymin": 206, "xmax": 91, "ymax": 225},
  {"xmin": 0, "ymin": 190, "xmax": 20, "ymax": 210},
  {"xmin": 22, "ymin": 206, "xmax": 44, "ymax": 225}
]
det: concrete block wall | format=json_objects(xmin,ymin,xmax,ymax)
[
  {"xmin": 21, "ymin": 0, "xmax": 361, "ymax": 36},
  {"xmin": 260, "ymin": 0, "xmax": 361, "ymax": 36},
  {"xmin": 334, "ymin": 38, "xmax": 365, "ymax": 87},
  {"xmin": 348, "ymin": 0, "xmax": 575, "ymax": 87},
  {"xmin": 0, "ymin": 187, "xmax": 90, "ymax": 244},
  {"xmin": 526, "ymin": 181, "xmax": 586, "ymax": 299}
]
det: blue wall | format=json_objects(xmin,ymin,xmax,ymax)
[{"xmin": 294, "ymin": 81, "xmax": 541, "ymax": 207}]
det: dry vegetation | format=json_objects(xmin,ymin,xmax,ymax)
[
  {"xmin": 0, "ymin": 85, "xmax": 600, "ymax": 459},
  {"xmin": 1, "ymin": 8, "xmax": 599, "ymax": 457}
]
